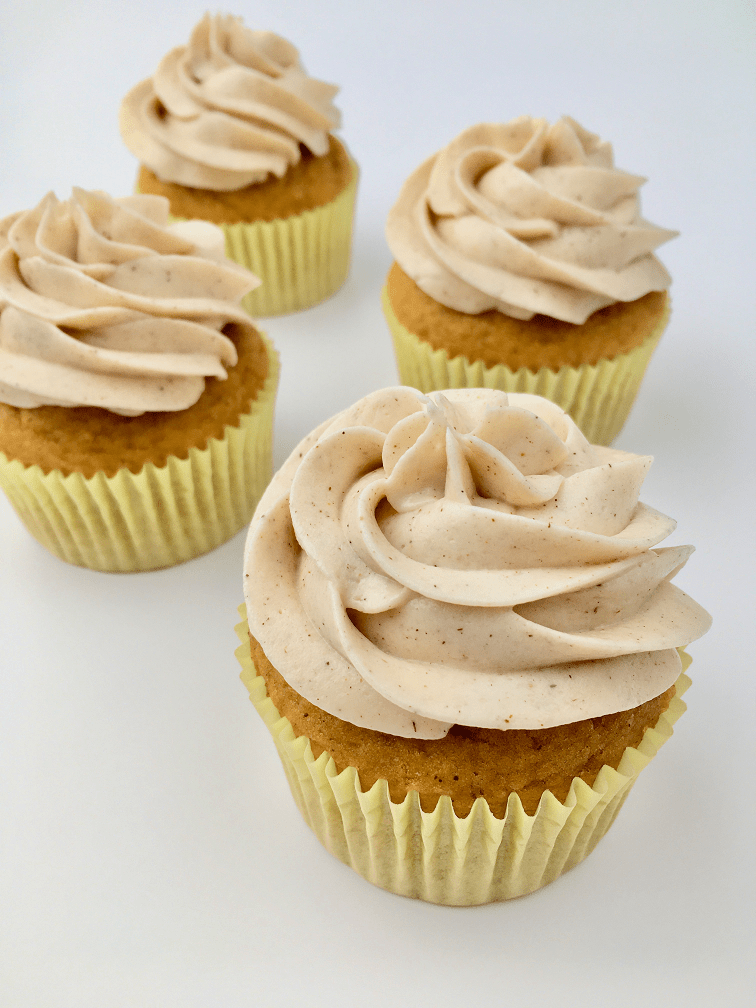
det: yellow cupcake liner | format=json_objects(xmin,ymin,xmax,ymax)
[
  {"xmin": 168, "ymin": 161, "xmax": 359, "ymax": 319},
  {"xmin": 382, "ymin": 286, "xmax": 669, "ymax": 446},
  {"xmin": 236, "ymin": 610, "xmax": 691, "ymax": 906},
  {"xmin": 0, "ymin": 337, "xmax": 279, "ymax": 573}
]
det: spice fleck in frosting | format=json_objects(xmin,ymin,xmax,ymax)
[{"xmin": 245, "ymin": 388, "xmax": 710, "ymax": 738}]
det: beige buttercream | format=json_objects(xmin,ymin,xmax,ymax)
[
  {"xmin": 120, "ymin": 13, "xmax": 341, "ymax": 192},
  {"xmin": 244, "ymin": 387, "xmax": 710, "ymax": 738},
  {"xmin": 386, "ymin": 117, "xmax": 677, "ymax": 324},
  {"xmin": 0, "ymin": 188, "xmax": 261, "ymax": 415}
]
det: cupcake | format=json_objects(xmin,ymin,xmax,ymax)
[
  {"xmin": 239, "ymin": 386, "xmax": 710, "ymax": 905},
  {"xmin": 0, "ymin": 188, "xmax": 278, "ymax": 572},
  {"xmin": 383, "ymin": 117, "xmax": 676, "ymax": 444},
  {"xmin": 120, "ymin": 12, "xmax": 358, "ymax": 317}
]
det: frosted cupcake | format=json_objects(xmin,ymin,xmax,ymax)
[
  {"xmin": 384, "ymin": 117, "xmax": 675, "ymax": 444},
  {"xmin": 120, "ymin": 12, "xmax": 358, "ymax": 316},
  {"xmin": 239, "ymin": 386, "xmax": 710, "ymax": 905},
  {"xmin": 0, "ymin": 188, "xmax": 278, "ymax": 572}
]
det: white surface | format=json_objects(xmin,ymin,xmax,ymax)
[{"xmin": 1, "ymin": 1, "xmax": 754, "ymax": 1006}]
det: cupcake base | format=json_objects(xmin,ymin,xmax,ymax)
[
  {"xmin": 236, "ymin": 611, "xmax": 691, "ymax": 905},
  {"xmin": 141, "ymin": 140, "xmax": 359, "ymax": 318},
  {"xmin": 382, "ymin": 284, "xmax": 668, "ymax": 446},
  {"xmin": 138, "ymin": 136, "xmax": 354, "ymax": 226},
  {"xmin": 227, "ymin": 161, "xmax": 358, "ymax": 317},
  {"xmin": 0, "ymin": 337, "xmax": 278, "ymax": 572}
]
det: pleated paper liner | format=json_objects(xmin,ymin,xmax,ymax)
[
  {"xmin": 236, "ymin": 610, "xmax": 691, "ymax": 906},
  {"xmin": 165, "ymin": 161, "xmax": 359, "ymax": 319},
  {"xmin": 0, "ymin": 337, "xmax": 279, "ymax": 573},
  {"xmin": 382, "ymin": 286, "xmax": 669, "ymax": 446}
]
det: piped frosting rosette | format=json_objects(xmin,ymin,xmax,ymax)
[
  {"xmin": 386, "ymin": 117, "xmax": 677, "ymax": 323},
  {"xmin": 246, "ymin": 387, "xmax": 710, "ymax": 738},
  {"xmin": 120, "ymin": 12, "xmax": 341, "ymax": 191},
  {"xmin": 0, "ymin": 188, "xmax": 261, "ymax": 415}
]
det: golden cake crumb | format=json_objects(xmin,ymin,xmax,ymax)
[
  {"xmin": 138, "ymin": 136, "xmax": 354, "ymax": 224},
  {"xmin": 387, "ymin": 261, "xmax": 668, "ymax": 371},
  {"xmin": 0, "ymin": 325, "xmax": 269, "ymax": 478},
  {"xmin": 249, "ymin": 634, "xmax": 674, "ymax": 818}
]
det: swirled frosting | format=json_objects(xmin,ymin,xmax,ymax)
[
  {"xmin": 120, "ymin": 13, "xmax": 341, "ymax": 192},
  {"xmin": 0, "ymin": 188, "xmax": 261, "ymax": 415},
  {"xmin": 387, "ymin": 117, "xmax": 677, "ymax": 324},
  {"xmin": 245, "ymin": 387, "xmax": 710, "ymax": 738}
]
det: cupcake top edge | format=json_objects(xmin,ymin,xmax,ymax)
[
  {"xmin": 120, "ymin": 12, "xmax": 342, "ymax": 192},
  {"xmin": 0, "ymin": 188, "xmax": 261, "ymax": 415},
  {"xmin": 244, "ymin": 386, "xmax": 710, "ymax": 740},
  {"xmin": 386, "ymin": 116, "xmax": 677, "ymax": 325}
]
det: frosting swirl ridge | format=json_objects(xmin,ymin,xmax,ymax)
[
  {"xmin": 120, "ymin": 13, "xmax": 341, "ymax": 191},
  {"xmin": 245, "ymin": 388, "xmax": 710, "ymax": 738},
  {"xmin": 0, "ymin": 188, "xmax": 260, "ymax": 414},
  {"xmin": 386, "ymin": 117, "xmax": 677, "ymax": 323}
]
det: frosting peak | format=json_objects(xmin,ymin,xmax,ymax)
[
  {"xmin": 387, "ymin": 116, "xmax": 677, "ymax": 323},
  {"xmin": 0, "ymin": 188, "xmax": 260, "ymax": 414},
  {"xmin": 120, "ymin": 13, "xmax": 341, "ymax": 191},
  {"xmin": 245, "ymin": 388, "xmax": 710, "ymax": 738}
]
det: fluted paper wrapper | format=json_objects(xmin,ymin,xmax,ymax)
[
  {"xmin": 0, "ymin": 338, "xmax": 278, "ymax": 572},
  {"xmin": 167, "ymin": 162, "xmax": 358, "ymax": 319},
  {"xmin": 382, "ymin": 286, "xmax": 668, "ymax": 446},
  {"xmin": 236, "ymin": 612, "xmax": 691, "ymax": 906}
]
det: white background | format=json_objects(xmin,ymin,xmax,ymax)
[{"xmin": 1, "ymin": 2, "xmax": 754, "ymax": 1005}]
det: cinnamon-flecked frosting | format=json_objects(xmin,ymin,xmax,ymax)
[
  {"xmin": 245, "ymin": 387, "xmax": 710, "ymax": 739},
  {"xmin": 120, "ymin": 13, "xmax": 341, "ymax": 192},
  {"xmin": 386, "ymin": 117, "xmax": 677, "ymax": 324},
  {"xmin": 0, "ymin": 188, "xmax": 261, "ymax": 415}
]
